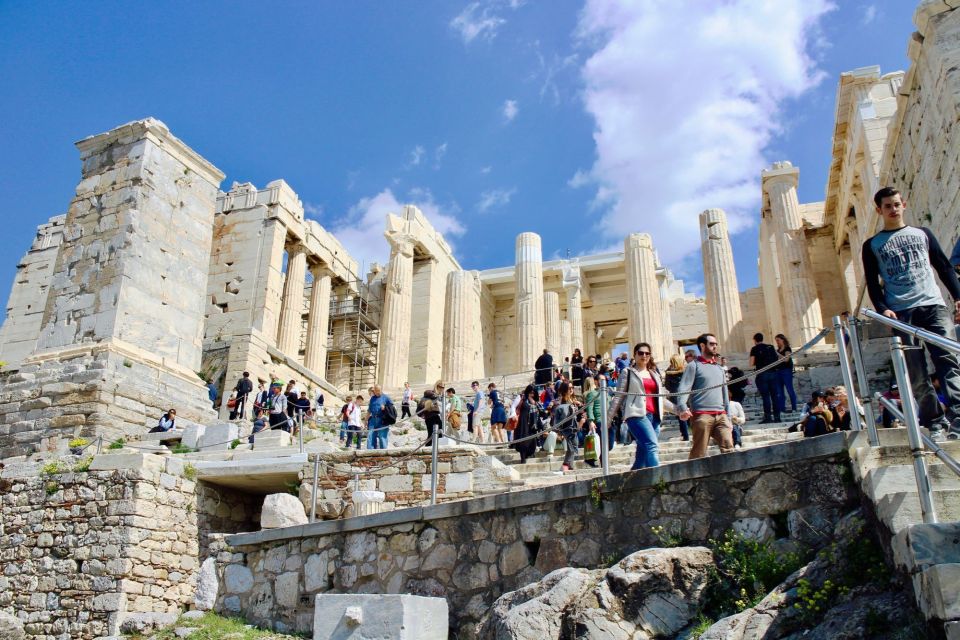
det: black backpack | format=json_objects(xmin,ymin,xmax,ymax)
[
  {"xmin": 754, "ymin": 343, "xmax": 778, "ymax": 369},
  {"xmin": 381, "ymin": 401, "xmax": 397, "ymax": 425}
]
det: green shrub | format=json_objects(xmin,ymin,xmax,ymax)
[
  {"xmin": 41, "ymin": 460, "xmax": 67, "ymax": 476},
  {"xmin": 73, "ymin": 457, "xmax": 93, "ymax": 472},
  {"xmin": 45, "ymin": 480, "xmax": 60, "ymax": 496},
  {"xmin": 182, "ymin": 463, "xmax": 197, "ymax": 481},
  {"xmin": 68, "ymin": 437, "xmax": 89, "ymax": 449},
  {"xmin": 171, "ymin": 443, "xmax": 194, "ymax": 454},
  {"xmin": 229, "ymin": 438, "xmax": 241, "ymax": 450},
  {"xmin": 108, "ymin": 438, "xmax": 125, "ymax": 450}
]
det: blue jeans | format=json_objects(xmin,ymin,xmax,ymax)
[
  {"xmin": 895, "ymin": 304, "xmax": 960, "ymax": 429},
  {"xmin": 339, "ymin": 421, "xmax": 348, "ymax": 441},
  {"xmin": 367, "ymin": 422, "xmax": 389, "ymax": 449},
  {"xmin": 777, "ymin": 368, "xmax": 798, "ymax": 412},
  {"xmin": 756, "ymin": 371, "xmax": 782, "ymax": 421},
  {"xmin": 626, "ymin": 414, "xmax": 661, "ymax": 469}
]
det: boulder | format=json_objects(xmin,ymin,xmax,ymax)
[
  {"xmin": 260, "ymin": 493, "xmax": 308, "ymax": 529},
  {"xmin": 194, "ymin": 557, "xmax": 219, "ymax": 610},
  {"xmin": 480, "ymin": 546, "xmax": 713, "ymax": 639},
  {"xmin": 119, "ymin": 612, "xmax": 179, "ymax": 634},
  {"xmin": 0, "ymin": 611, "xmax": 24, "ymax": 640}
]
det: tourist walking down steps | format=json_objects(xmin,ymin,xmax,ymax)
[
  {"xmin": 609, "ymin": 342, "xmax": 673, "ymax": 470},
  {"xmin": 677, "ymin": 333, "xmax": 734, "ymax": 460}
]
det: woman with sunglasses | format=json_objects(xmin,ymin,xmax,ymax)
[{"xmin": 610, "ymin": 342, "xmax": 674, "ymax": 469}]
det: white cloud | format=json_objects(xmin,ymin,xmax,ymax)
[
  {"xmin": 450, "ymin": 3, "xmax": 506, "ymax": 43},
  {"xmin": 407, "ymin": 145, "xmax": 426, "ymax": 167},
  {"xmin": 502, "ymin": 99, "xmax": 519, "ymax": 121},
  {"xmin": 862, "ymin": 4, "xmax": 878, "ymax": 25},
  {"xmin": 303, "ymin": 202, "xmax": 324, "ymax": 218},
  {"xmin": 530, "ymin": 41, "xmax": 579, "ymax": 105},
  {"xmin": 575, "ymin": 0, "xmax": 833, "ymax": 267},
  {"xmin": 434, "ymin": 142, "xmax": 448, "ymax": 169},
  {"xmin": 330, "ymin": 189, "xmax": 466, "ymax": 272},
  {"xmin": 477, "ymin": 187, "xmax": 517, "ymax": 213},
  {"xmin": 480, "ymin": 165, "xmax": 493, "ymax": 174}
]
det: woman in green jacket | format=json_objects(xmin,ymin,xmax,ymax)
[{"xmin": 583, "ymin": 376, "xmax": 613, "ymax": 451}]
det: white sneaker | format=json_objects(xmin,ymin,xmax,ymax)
[{"xmin": 929, "ymin": 428, "xmax": 947, "ymax": 443}]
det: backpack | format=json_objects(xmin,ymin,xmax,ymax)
[
  {"xmin": 753, "ymin": 343, "xmax": 778, "ymax": 370},
  {"xmin": 381, "ymin": 401, "xmax": 397, "ymax": 426},
  {"xmin": 340, "ymin": 404, "xmax": 350, "ymax": 421}
]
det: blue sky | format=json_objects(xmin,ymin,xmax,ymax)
[{"xmin": 0, "ymin": 1, "xmax": 914, "ymax": 312}]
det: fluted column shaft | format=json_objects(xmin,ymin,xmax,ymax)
[
  {"xmin": 758, "ymin": 214, "xmax": 782, "ymax": 339},
  {"xmin": 277, "ymin": 244, "xmax": 307, "ymax": 358},
  {"xmin": 838, "ymin": 242, "xmax": 858, "ymax": 314},
  {"xmin": 765, "ymin": 167, "xmax": 823, "ymax": 344},
  {"xmin": 443, "ymin": 270, "xmax": 483, "ymax": 382},
  {"xmin": 559, "ymin": 320, "xmax": 572, "ymax": 365},
  {"xmin": 304, "ymin": 266, "xmax": 331, "ymax": 374},
  {"xmin": 624, "ymin": 233, "xmax": 663, "ymax": 357},
  {"xmin": 544, "ymin": 292, "xmax": 561, "ymax": 356},
  {"xmin": 378, "ymin": 234, "xmax": 415, "ymax": 387},
  {"xmin": 700, "ymin": 208, "xmax": 744, "ymax": 352},
  {"xmin": 515, "ymin": 233, "xmax": 545, "ymax": 371},
  {"xmin": 564, "ymin": 285, "xmax": 584, "ymax": 353},
  {"xmin": 658, "ymin": 278, "xmax": 675, "ymax": 358},
  {"xmin": 845, "ymin": 217, "xmax": 865, "ymax": 294}
]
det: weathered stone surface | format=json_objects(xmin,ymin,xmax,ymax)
[
  {"xmin": 119, "ymin": 612, "xmax": 179, "ymax": 634},
  {"xmin": 195, "ymin": 557, "xmax": 219, "ymax": 611},
  {"xmin": 0, "ymin": 611, "xmax": 25, "ymax": 640},
  {"xmin": 481, "ymin": 547, "xmax": 713, "ymax": 639},
  {"xmin": 224, "ymin": 564, "xmax": 255, "ymax": 594},
  {"xmin": 260, "ymin": 493, "xmax": 308, "ymax": 529},
  {"xmin": 744, "ymin": 471, "xmax": 800, "ymax": 514},
  {"xmin": 313, "ymin": 594, "xmax": 448, "ymax": 640}
]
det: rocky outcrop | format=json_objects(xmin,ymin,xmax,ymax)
[
  {"xmin": 480, "ymin": 546, "xmax": 714, "ymax": 639},
  {"xmin": 260, "ymin": 493, "xmax": 308, "ymax": 529}
]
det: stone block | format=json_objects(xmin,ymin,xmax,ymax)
[
  {"xmin": 254, "ymin": 430, "xmax": 292, "ymax": 449},
  {"xmin": 445, "ymin": 472, "xmax": 473, "ymax": 493},
  {"xmin": 197, "ymin": 422, "xmax": 238, "ymax": 451},
  {"xmin": 89, "ymin": 452, "xmax": 166, "ymax": 472},
  {"xmin": 194, "ymin": 557, "xmax": 218, "ymax": 611},
  {"xmin": 224, "ymin": 564, "xmax": 254, "ymax": 594},
  {"xmin": 893, "ymin": 522, "xmax": 960, "ymax": 573},
  {"xmin": 913, "ymin": 563, "xmax": 960, "ymax": 620},
  {"xmin": 312, "ymin": 594, "xmax": 448, "ymax": 640},
  {"xmin": 261, "ymin": 493, "xmax": 308, "ymax": 529},
  {"xmin": 378, "ymin": 475, "xmax": 413, "ymax": 493},
  {"xmin": 181, "ymin": 423, "xmax": 206, "ymax": 449}
]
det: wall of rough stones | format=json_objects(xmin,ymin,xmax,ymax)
[
  {"xmin": 883, "ymin": 4, "xmax": 960, "ymax": 263},
  {"xmin": 301, "ymin": 446, "xmax": 518, "ymax": 517},
  {"xmin": 215, "ymin": 435, "xmax": 857, "ymax": 638},
  {"xmin": 0, "ymin": 464, "xmax": 257, "ymax": 639}
]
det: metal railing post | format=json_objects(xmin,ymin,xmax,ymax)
[
  {"xmin": 298, "ymin": 411, "xmax": 304, "ymax": 453},
  {"xmin": 599, "ymin": 376, "xmax": 610, "ymax": 476},
  {"xmin": 846, "ymin": 317, "xmax": 880, "ymax": 446},
  {"xmin": 430, "ymin": 428, "xmax": 439, "ymax": 506},
  {"xmin": 833, "ymin": 315, "xmax": 864, "ymax": 434},
  {"xmin": 97, "ymin": 436, "xmax": 103, "ymax": 455},
  {"xmin": 309, "ymin": 456, "xmax": 320, "ymax": 522},
  {"xmin": 889, "ymin": 336, "xmax": 938, "ymax": 524}
]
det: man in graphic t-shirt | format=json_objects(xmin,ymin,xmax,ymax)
[{"xmin": 862, "ymin": 187, "xmax": 960, "ymax": 440}]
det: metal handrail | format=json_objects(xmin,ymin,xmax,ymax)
[
  {"xmin": 877, "ymin": 393, "xmax": 960, "ymax": 479},
  {"xmin": 862, "ymin": 308, "xmax": 960, "ymax": 356}
]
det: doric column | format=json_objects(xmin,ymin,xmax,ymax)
[
  {"xmin": 443, "ymin": 270, "xmax": 483, "ymax": 382},
  {"xmin": 758, "ymin": 214, "xmax": 783, "ymax": 339},
  {"xmin": 624, "ymin": 233, "xmax": 663, "ymax": 357},
  {"xmin": 699, "ymin": 208, "xmax": 744, "ymax": 352},
  {"xmin": 378, "ymin": 233, "xmax": 416, "ymax": 387},
  {"xmin": 304, "ymin": 265, "xmax": 331, "ymax": 374},
  {"xmin": 515, "ymin": 232, "xmax": 545, "ymax": 371},
  {"xmin": 838, "ymin": 242, "xmax": 858, "ymax": 314},
  {"xmin": 562, "ymin": 263, "xmax": 584, "ymax": 352},
  {"xmin": 845, "ymin": 217, "xmax": 865, "ymax": 292},
  {"xmin": 763, "ymin": 162, "xmax": 823, "ymax": 344},
  {"xmin": 658, "ymin": 275, "xmax": 675, "ymax": 358},
  {"xmin": 276, "ymin": 244, "xmax": 307, "ymax": 358},
  {"xmin": 544, "ymin": 291, "xmax": 561, "ymax": 357},
  {"xmin": 559, "ymin": 319, "xmax": 572, "ymax": 364}
]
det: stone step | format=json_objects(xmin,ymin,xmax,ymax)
[
  {"xmin": 851, "ymin": 439, "xmax": 960, "ymax": 482},
  {"xmin": 874, "ymin": 488, "xmax": 960, "ymax": 535},
  {"xmin": 861, "ymin": 463, "xmax": 960, "ymax": 504},
  {"xmin": 891, "ymin": 522, "xmax": 960, "ymax": 574}
]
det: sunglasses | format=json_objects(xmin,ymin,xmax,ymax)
[{"xmin": 636, "ymin": 351, "xmax": 651, "ymax": 356}]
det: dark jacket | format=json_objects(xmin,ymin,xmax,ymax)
[{"xmin": 534, "ymin": 353, "xmax": 554, "ymax": 386}]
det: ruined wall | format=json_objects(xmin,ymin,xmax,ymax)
[
  {"xmin": 0, "ymin": 461, "xmax": 257, "ymax": 639},
  {"xmin": 738, "ymin": 287, "xmax": 769, "ymax": 347},
  {"xmin": 0, "ymin": 216, "xmax": 66, "ymax": 371},
  {"xmin": 670, "ymin": 298, "xmax": 708, "ymax": 347},
  {"xmin": 214, "ymin": 436, "xmax": 856, "ymax": 638},
  {"xmin": 882, "ymin": 4, "xmax": 960, "ymax": 268}
]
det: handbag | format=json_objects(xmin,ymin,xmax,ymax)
[
  {"xmin": 505, "ymin": 415, "xmax": 518, "ymax": 431},
  {"xmin": 583, "ymin": 433, "xmax": 599, "ymax": 461}
]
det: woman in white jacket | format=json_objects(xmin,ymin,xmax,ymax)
[{"xmin": 610, "ymin": 342, "xmax": 674, "ymax": 469}]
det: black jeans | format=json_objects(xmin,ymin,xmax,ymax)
[
  {"xmin": 895, "ymin": 304, "xmax": 960, "ymax": 428},
  {"xmin": 401, "ymin": 402, "xmax": 411, "ymax": 419},
  {"xmin": 755, "ymin": 371, "xmax": 782, "ymax": 421}
]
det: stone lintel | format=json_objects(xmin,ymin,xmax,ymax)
[
  {"xmin": 75, "ymin": 117, "xmax": 224, "ymax": 187},
  {"xmin": 761, "ymin": 161, "xmax": 799, "ymax": 186}
]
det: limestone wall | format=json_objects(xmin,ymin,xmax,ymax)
[
  {"xmin": 0, "ymin": 462, "xmax": 256, "ymax": 639},
  {"xmin": 882, "ymin": 4, "xmax": 960, "ymax": 267},
  {"xmin": 670, "ymin": 297, "xmax": 708, "ymax": 348},
  {"xmin": 738, "ymin": 287, "xmax": 769, "ymax": 346},
  {"xmin": 214, "ymin": 436, "xmax": 856, "ymax": 637},
  {"xmin": 0, "ymin": 215, "xmax": 65, "ymax": 371}
]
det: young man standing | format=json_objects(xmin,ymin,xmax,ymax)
[
  {"xmin": 863, "ymin": 187, "xmax": 960, "ymax": 440},
  {"xmin": 677, "ymin": 333, "xmax": 734, "ymax": 459},
  {"xmin": 750, "ymin": 333, "xmax": 782, "ymax": 424}
]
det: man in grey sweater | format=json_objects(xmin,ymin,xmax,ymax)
[{"xmin": 677, "ymin": 333, "xmax": 734, "ymax": 459}]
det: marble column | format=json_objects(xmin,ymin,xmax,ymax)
[
  {"xmin": 443, "ymin": 270, "xmax": 483, "ymax": 382},
  {"xmin": 658, "ymin": 276, "xmax": 675, "ymax": 359},
  {"xmin": 559, "ymin": 320, "xmax": 572, "ymax": 366},
  {"xmin": 562, "ymin": 263, "xmax": 584, "ymax": 353},
  {"xmin": 838, "ymin": 242, "xmax": 858, "ymax": 314},
  {"xmin": 700, "ymin": 208, "xmax": 744, "ymax": 352},
  {"xmin": 304, "ymin": 265, "xmax": 331, "ymax": 374},
  {"xmin": 758, "ymin": 214, "xmax": 783, "ymax": 338},
  {"xmin": 515, "ymin": 232, "xmax": 545, "ymax": 371},
  {"xmin": 276, "ymin": 244, "xmax": 307, "ymax": 358},
  {"xmin": 544, "ymin": 291, "xmax": 561, "ymax": 357},
  {"xmin": 378, "ymin": 233, "xmax": 416, "ymax": 387},
  {"xmin": 845, "ymin": 217, "xmax": 865, "ymax": 293},
  {"xmin": 763, "ymin": 162, "xmax": 823, "ymax": 344},
  {"xmin": 624, "ymin": 233, "xmax": 663, "ymax": 356}
]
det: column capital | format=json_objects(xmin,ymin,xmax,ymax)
[
  {"xmin": 762, "ymin": 161, "xmax": 799, "ymax": 189},
  {"xmin": 561, "ymin": 262, "xmax": 582, "ymax": 291},
  {"xmin": 386, "ymin": 232, "xmax": 417, "ymax": 258},
  {"xmin": 625, "ymin": 233, "xmax": 654, "ymax": 251},
  {"xmin": 286, "ymin": 242, "xmax": 307, "ymax": 257}
]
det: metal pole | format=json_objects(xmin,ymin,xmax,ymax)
[
  {"xmin": 846, "ymin": 317, "xmax": 880, "ymax": 446},
  {"xmin": 599, "ymin": 375, "xmax": 610, "ymax": 476},
  {"xmin": 889, "ymin": 337, "xmax": 938, "ymax": 524},
  {"xmin": 96, "ymin": 436, "xmax": 103, "ymax": 455},
  {"xmin": 430, "ymin": 428, "xmax": 439, "ymax": 506},
  {"xmin": 863, "ymin": 308, "xmax": 960, "ymax": 356},
  {"xmin": 309, "ymin": 456, "xmax": 320, "ymax": 522},
  {"xmin": 832, "ymin": 316, "xmax": 863, "ymax": 433},
  {"xmin": 298, "ymin": 411, "xmax": 304, "ymax": 453}
]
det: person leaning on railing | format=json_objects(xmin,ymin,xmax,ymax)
[{"xmin": 862, "ymin": 186, "xmax": 960, "ymax": 441}]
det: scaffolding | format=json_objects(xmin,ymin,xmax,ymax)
[{"xmin": 324, "ymin": 280, "xmax": 381, "ymax": 393}]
